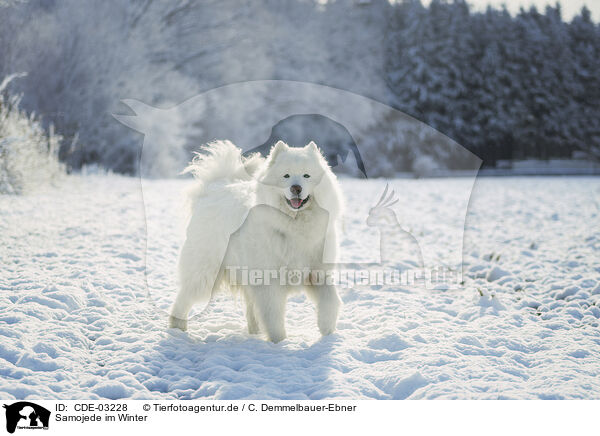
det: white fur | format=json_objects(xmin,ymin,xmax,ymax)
[{"xmin": 170, "ymin": 140, "xmax": 343, "ymax": 342}]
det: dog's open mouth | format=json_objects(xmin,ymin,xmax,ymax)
[{"xmin": 286, "ymin": 195, "xmax": 310, "ymax": 210}]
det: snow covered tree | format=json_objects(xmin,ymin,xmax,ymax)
[{"xmin": 385, "ymin": 0, "xmax": 600, "ymax": 166}]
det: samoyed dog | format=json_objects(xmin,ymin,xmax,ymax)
[{"xmin": 169, "ymin": 140, "xmax": 343, "ymax": 342}]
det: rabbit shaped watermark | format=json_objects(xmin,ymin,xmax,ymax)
[{"xmin": 367, "ymin": 184, "xmax": 424, "ymax": 269}]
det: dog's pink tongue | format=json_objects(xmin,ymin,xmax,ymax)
[{"xmin": 290, "ymin": 198, "xmax": 302, "ymax": 209}]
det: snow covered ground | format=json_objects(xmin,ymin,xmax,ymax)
[{"xmin": 1, "ymin": 175, "xmax": 599, "ymax": 400}]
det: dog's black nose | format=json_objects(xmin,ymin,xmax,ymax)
[{"xmin": 290, "ymin": 185, "xmax": 302, "ymax": 195}]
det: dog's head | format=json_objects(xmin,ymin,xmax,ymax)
[{"xmin": 258, "ymin": 141, "xmax": 336, "ymax": 214}]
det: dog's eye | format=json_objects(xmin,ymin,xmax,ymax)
[
  {"xmin": 283, "ymin": 174, "xmax": 290, "ymax": 178},
  {"xmin": 303, "ymin": 174, "xmax": 310, "ymax": 178}
]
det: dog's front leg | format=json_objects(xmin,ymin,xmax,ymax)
[
  {"xmin": 245, "ymin": 302, "xmax": 260, "ymax": 335},
  {"xmin": 251, "ymin": 285, "xmax": 287, "ymax": 343},
  {"xmin": 312, "ymin": 284, "xmax": 341, "ymax": 336}
]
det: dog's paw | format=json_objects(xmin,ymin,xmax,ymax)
[
  {"xmin": 318, "ymin": 320, "xmax": 337, "ymax": 336},
  {"xmin": 319, "ymin": 327, "xmax": 336, "ymax": 336},
  {"xmin": 168, "ymin": 315, "xmax": 188, "ymax": 331},
  {"xmin": 268, "ymin": 333, "xmax": 287, "ymax": 344}
]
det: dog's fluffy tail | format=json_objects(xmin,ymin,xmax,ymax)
[
  {"xmin": 181, "ymin": 141, "xmax": 263, "ymax": 219},
  {"xmin": 183, "ymin": 140, "xmax": 263, "ymax": 189}
]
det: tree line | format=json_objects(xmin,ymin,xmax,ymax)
[{"xmin": 385, "ymin": 0, "xmax": 600, "ymax": 165}]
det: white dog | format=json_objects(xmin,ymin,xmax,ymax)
[{"xmin": 169, "ymin": 140, "xmax": 343, "ymax": 342}]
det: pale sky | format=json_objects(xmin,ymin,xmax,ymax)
[{"xmin": 422, "ymin": 0, "xmax": 600, "ymax": 21}]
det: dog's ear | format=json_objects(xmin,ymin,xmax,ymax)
[
  {"xmin": 268, "ymin": 140, "xmax": 289, "ymax": 163},
  {"xmin": 306, "ymin": 141, "xmax": 319, "ymax": 154},
  {"xmin": 306, "ymin": 141, "xmax": 329, "ymax": 169},
  {"xmin": 307, "ymin": 141, "xmax": 329, "ymax": 163}
]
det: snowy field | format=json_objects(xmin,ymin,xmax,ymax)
[{"xmin": 1, "ymin": 175, "xmax": 599, "ymax": 400}]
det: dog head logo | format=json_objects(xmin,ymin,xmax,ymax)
[
  {"xmin": 113, "ymin": 80, "xmax": 481, "ymax": 313},
  {"xmin": 246, "ymin": 114, "xmax": 367, "ymax": 178},
  {"xmin": 3, "ymin": 402, "xmax": 50, "ymax": 434}
]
